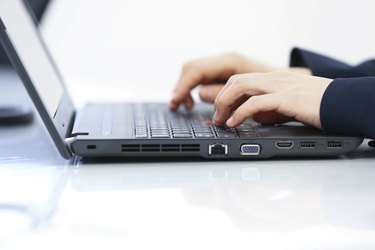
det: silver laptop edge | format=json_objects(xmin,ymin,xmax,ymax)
[{"xmin": 0, "ymin": 0, "xmax": 74, "ymax": 159}]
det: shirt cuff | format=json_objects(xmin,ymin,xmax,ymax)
[
  {"xmin": 320, "ymin": 77, "xmax": 375, "ymax": 139},
  {"xmin": 290, "ymin": 47, "xmax": 352, "ymax": 78}
]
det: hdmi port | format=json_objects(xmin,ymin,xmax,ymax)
[{"xmin": 275, "ymin": 141, "xmax": 294, "ymax": 149}]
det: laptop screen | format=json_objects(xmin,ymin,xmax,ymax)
[{"xmin": 0, "ymin": 0, "xmax": 64, "ymax": 116}]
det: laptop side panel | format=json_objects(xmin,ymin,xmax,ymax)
[
  {"xmin": 0, "ymin": 17, "xmax": 73, "ymax": 159},
  {"xmin": 70, "ymin": 137, "xmax": 363, "ymax": 159}
]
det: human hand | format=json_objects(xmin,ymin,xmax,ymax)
[
  {"xmin": 169, "ymin": 53, "xmax": 280, "ymax": 111},
  {"xmin": 213, "ymin": 71, "xmax": 332, "ymax": 129}
]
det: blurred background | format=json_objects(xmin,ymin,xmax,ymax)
[
  {"xmin": 0, "ymin": 0, "xmax": 49, "ymax": 65},
  {"xmin": 2, "ymin": 0, "xmax": 375, "ymax": 103}
]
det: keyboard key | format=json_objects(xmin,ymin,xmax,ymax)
[
  {"xmin": 194, "ymin": 128, "xmax": 212, "ymax": 133},
  {"xmin": 218, "ymin": 133, "xmax": 237, "ymax": 138},
  {"xmin": 173, "ymin": 134, "xmax": 193, "ymax": 138},
  {"xmin": 151, "ymin": 129, "xmax": 169, "ymax": 133},
  {"xmin": 195, "ymin": 133, "xmax": 215, "ymax": 138},
  {"xmin": 238, "ymin": 131, "xmax": 257, "ymax": 138},
  {"xmin": 132, "ymin": 104, "xmax": 258, "ymax": 140},
  {"xmin": 236, "ymin": 128, "xmax": 254, "ymax": 132},
  {"xmin": 136, "ymin": 134, "xmax": 148, "ymax": 138},
  {"xmin": 151, "ymin": 134, "xmax": 170, "ymax": 138}
]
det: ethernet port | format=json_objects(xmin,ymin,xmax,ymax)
[{"xmin": 208, "ymin": 143, "xmax": 228, "ymax": 156}]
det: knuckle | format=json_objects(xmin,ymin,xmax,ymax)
[
  {"xmin": 215, "ymin": 97, "xmax": 223, "ymax": 107},
  {"xmin": 227, "ymin": 75, "xmax": 237, "ymax": 84},
  {"xmin": 235, "ymin": 76, "xmax": 249, "ymax": 88},
  {"xmin": 226, "ymin": 52, "xmax": 242, "ymax": 60},
  {"xmin": 227, "ymin": 74, "xmax": 242, "ymax": 85},
  {"xmin": 247, "ymin": 96, "xmax": 263, "ymax": 112},
  {"xmin": 233, "ymin": 74, "xmax": 255, "ymax": 93},
  {"xmin": 249, "ymin": 95, "xmax": 261, "ymax": 104},
  {"xmin": 182, "ymin": 61, "xmax": 194, "ymax": 72}
]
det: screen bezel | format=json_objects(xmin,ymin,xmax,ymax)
[{"xmin": 0, "ymin": 3, "xmax": 75, "ymax": 159}]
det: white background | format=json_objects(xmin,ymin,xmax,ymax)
[
  {"xmin": 3, "ymin": 1, "xmax": 375, "ymax": 249},
  {"xmin": 41, "ymin": 0, "xmax": 375, "ymax": 104}
]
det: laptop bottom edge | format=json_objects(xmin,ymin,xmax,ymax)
[{"xmin": 70, "ymin": 137, "xmax": 364, "ymax": 159}]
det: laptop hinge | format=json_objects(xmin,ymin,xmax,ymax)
[
  {"xmin": 67, "ymin": 132, "xmax": 89, "ymax": 143},
  {"xmin": 70, "ymin": 132, "xmax": 89, "ymax": 137},
  {"xmin": 65, "ymin": 132, "xmax": 89, "ymax": 154},
  {"xmin": 64, "ymin": 137, "xmax": 75, "ymax": 153}
]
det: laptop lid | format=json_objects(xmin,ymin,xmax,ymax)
[{"xmin": 0, "ymin": 0, "xmax": 75, "ymax": 159}]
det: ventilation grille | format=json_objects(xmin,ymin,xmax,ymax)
[{"xmin": 121, "ymin": 144, "xmax": 200, "ymax": 153}]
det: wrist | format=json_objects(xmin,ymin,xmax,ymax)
[{"xmin": 289, "ymin": 67, "xmax": 312, "ymax": 75}]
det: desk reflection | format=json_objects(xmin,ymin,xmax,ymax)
[{"xmin": 73, "ymin": 154, "xmax": 375, "ymax": 233}]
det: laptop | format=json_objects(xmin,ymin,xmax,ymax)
[{"xmin": 0, "ymin": 0, "xmax": 363, "ymax": 160}]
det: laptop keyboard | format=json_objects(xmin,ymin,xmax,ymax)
[{"xmin": 133, "ymin": 104, "xmax": 258, "ymax": 139}]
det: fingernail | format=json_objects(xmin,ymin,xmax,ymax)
[{"xmin": 226, "ymin": 116, "xmax": 235, "ymax": 127}]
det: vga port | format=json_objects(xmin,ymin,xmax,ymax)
[{"xmin": 240, "ymin": 144, "xmax": 261, "ymax": 155}]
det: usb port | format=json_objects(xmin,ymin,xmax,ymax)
[
  {"xmin": 327, "ymin": 141, "xmax": 343, "ymax": 149},
  {"xmin": 300, "ymin": 141, "xmax": 316, "ymax": 149}
]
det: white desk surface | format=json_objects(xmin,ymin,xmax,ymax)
[
  {"xmin": 2, "ymin": 0, "xmax": 375, "ymax": 248},
  {"xmin": 2, "ymin": 65, "xmax": 375, "ymax": 250}
]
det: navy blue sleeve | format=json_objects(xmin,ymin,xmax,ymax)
[
  {"xmin": 320, "ymin": 77, "xmax": 375, "ymax": 139},
  {"xmin": 290, "ymin": 48, "xmax": 375, "ymax": 78},
  {"xmin": 290, "ymin": 48, "xmax": 375, "ymax": 139}
]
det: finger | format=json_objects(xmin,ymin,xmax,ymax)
[
  {"xmin": 213, "ymin": 95, "xmax": 250, "ymax": 126},
  {"xmin": 214, "ymin": 73, "xmax": 260, "ymax": 105},
  {"xmin": 170, "ymin": 56, "xmax": 236, "ymax": 110},
  {"xmin": 199, "ymin": 84, "xmax": 224, "ymax": 103},
  {"xmin": 226, "ymin": 94, "xmax": 281, "ymax": 127},
  {"xmin": 213, "ymin": 75, "xmax": 277, "ymax": 125},
  {"xmin": 170, "ymin": 69, "xmax": 203, "ymax": 111},
  {"xmin": 215, "ymin": 73, "xmax": 281, "ymax": 109},
  {"xmin": 184, "ymin": 94, "xmax": 194, "ymax": 111},
  {"xmin": 214, "ymin": 74, "xmax": 242, "ymax": 107}
]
